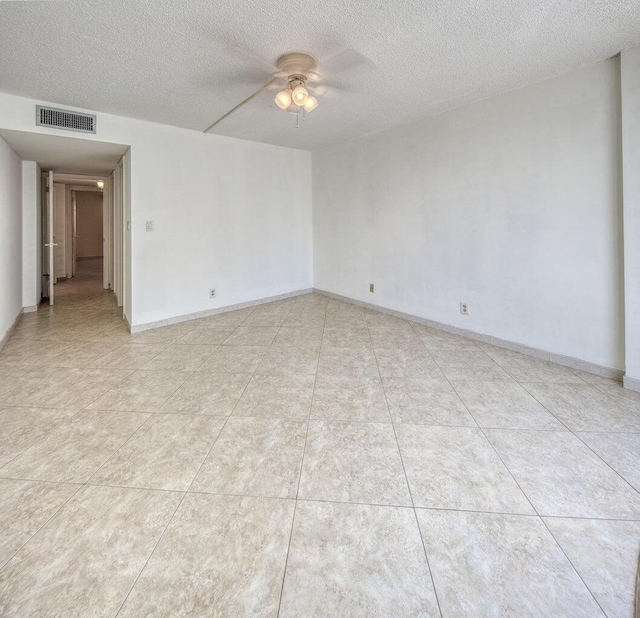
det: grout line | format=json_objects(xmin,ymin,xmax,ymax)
[
  {"xmin": 367, "ymin": 315, "xmax": 444, "ymax": 618},
  {"xmin": 112, "ymin": 304, "xmax": 269, "ymax": 617},
  {"xmin": 2, "ymin": 286, "xmax": 640, "ymax": 614},
  {"xmin": 458, "ymin": 352, "xmax": 623, "ymax": 615},
  {"xmin": 0, "ymin": 480, "xmax": 86, "ymax": 573},
  {"xmin": 276, "ymin": 297, "xmax": 326, "ymax": 617}
]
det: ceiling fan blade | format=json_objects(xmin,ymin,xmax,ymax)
[
  {"xmin": 219, "ymin": 44, "xmax": 277, "ymax": 74},
  {"xmin": 319, "ymin": 48, "xmax": 373, "ymax": 76},
  {"xmin": 308, "ymin": 81, "xmax": 350, "ymax": 96}
]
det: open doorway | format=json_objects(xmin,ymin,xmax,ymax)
[
  {"xmin": 43, "ymin": 173, "xmax": 108, "ymax": 306},
  {"xmin": 0, "ymin": 129, "xmax": 130, "ymax": 320}
]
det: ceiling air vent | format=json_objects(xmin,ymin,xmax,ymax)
[{"xmin": 36, "ymin": 105, "xmax": 96, "ymax": 134}]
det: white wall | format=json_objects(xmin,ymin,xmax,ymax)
[
  {"xmin": 0, "ymin": 92, "xmax": 313, "ymax": 327},
  {"xmin": 0, "ymin": 136, "xmax": 22, "ymax": 341},
  {"xmin": 313, "ymin": 59, "xmax": 624, "ymax": 370},
  {"xmin": 21, "ymin": 161, "xmax": 40, "ymax": 308},
  {"xmin": 621, "ymin": 47, "xmax": 640, "ymax": 384}
]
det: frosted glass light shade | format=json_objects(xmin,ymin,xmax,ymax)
[
  {"xmin": 292, "ymin": 85, "xmax": 309, "ymax": 106},
  {"xmin": 303, "ymin": 96, "xmax": 318, "ymax": 112},
  {"xmin": 275, "ymin": 90, "xmax": 292, "ymax": 110}
]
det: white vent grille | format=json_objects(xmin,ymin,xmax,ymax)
[{"xmin": 36, "ymin": 105, "xmax": 96, "ymax": 134}]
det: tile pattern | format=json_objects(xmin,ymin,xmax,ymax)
[{"xmin": 0, "ymin": 259, "xmax": 639, "ymax": 616}]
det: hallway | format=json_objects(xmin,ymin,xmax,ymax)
[{"xmin": 1, "ymin": 275, "xmax": 640, "ymax": 616}]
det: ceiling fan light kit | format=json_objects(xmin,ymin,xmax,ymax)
[
  {"xmin": 274, "ymin": 54, "xmax": 320, "ymax": 127},
  {"xmin": 204, "ymin": 51, "xmax": 322, "ymax": 133}
]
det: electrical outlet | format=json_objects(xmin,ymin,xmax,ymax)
[
  {"xmin": 460, "ymin": 302, "xmax": 469, "ymax": 316},
  {"xmin": 209, "ymin": 289, "xmax": 216, "ymax": 298},
  {"xmin": 370, "ymin": 283, "xmax": 374, "ymax": 293},
  {"xmin": 146, "ymin": 220, "xmax": 154, "ymax": 232}
]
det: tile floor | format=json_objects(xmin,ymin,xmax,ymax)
[{"xmin": 0, "ymin": 259, "xmax": 639, "ymax": 616}]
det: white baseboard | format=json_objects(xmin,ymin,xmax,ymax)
[
  {"xmin": 623, "ymin": 376, "xmax": 640, "ymax": 393},
  {"xmin": 0, "ymin": 309, "xmax": 25, "ymax": 353},
  {"xmin": 130, "ymin": 288, "xmax": 314, "ymax": 334},
  {"xmin": 313, "ymin": 288, "xmax": 624, "ymax": 383},
  {"xmin": 22, "ymin": 305, "xmax": 38, "ymax": 313}
]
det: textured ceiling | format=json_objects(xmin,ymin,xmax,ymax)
[
  {"xmin": 1, "ymin": 0, "xmax": 639, "ymax": 151},
  {"xmin": 0, "ymin": 130, "xmax": 128, "ymax": 175}
]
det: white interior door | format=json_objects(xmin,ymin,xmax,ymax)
[{"xmin": 45, "ymin": 170, "xmax": 56, "ymax": 305}]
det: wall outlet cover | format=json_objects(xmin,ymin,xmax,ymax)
[
  {"xmin": 460, "ymin": 302, "xmax": 469, "ymax": 315},
  {"xmin": 209, "ymin": 289, "xmax": 216, "ymax": 298}
]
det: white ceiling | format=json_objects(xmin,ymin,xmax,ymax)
[
  {"xmin": 0, "ymin": 130, "xmax": 128, "ymax": 175},
  {"xmin": 1, "ymin": 0, "xmax": 639, "ymax": 151}
]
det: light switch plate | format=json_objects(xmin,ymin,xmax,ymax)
[{"xmin": 146, "ymin": 220, "xmax": 154, "ymax": 232}]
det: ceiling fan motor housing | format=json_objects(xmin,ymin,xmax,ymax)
[{"xmin": 276, "ymin": 52, "xmax": 317, "ymax": 80}]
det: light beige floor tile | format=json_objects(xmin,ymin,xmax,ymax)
[
  {"xmin": 324, "ymin": 314, "xmax": 367, "ymax": 328},
  {"xmin": 364, "ymin": 312, "xmax": 414, "ymax": 331},
  {"xmin": 396, "ymin": 425, "xmax": 534, "ymax": 513},
  {"xmin": 0, "ymin": 485, "xmax": 180, "ymax": 618},
  {"xmin": 544, "ymin": 517, "xmax": 640, "ymax": 618},
  {"xmin": 256, "ymin": 346, "xmax": 319, "ymax": 375},
  {"xmin": 431, "ymin": 349, "xmax": 513, "ymax": 380},
  {"xmin": 234, "ymin": 374, "xmax": 315, "ymax": 419},
  {"xmin": 485, "ymin": 429, "xmax": 640, "ymax": 518},
  {"xmin": 384, "ymin": 377, "xmax": 476, "ymax": 426},
  {"xmin": 131, "ymin": 322, "xmax": 198, "ymax": 344},
  {"xmin": 0, "ymin": 407, "xmax": 80, "ymax": 467},
  {"xmin": 199, "ymin": 344, "xmax": 268, "ymax": 372},
  {"xmin": 176, "ymin": 326, "xmax": 234, "ymax": 345},
  {"xmin": 578, "ymin": 432, "xmax": 640, "ymax": 492},
  {"xmin": 90, "ymin": 414, "xmax": 226, "ymax": 490},
  {"xmin": 90, "ymin": 324, "xmax": 136, "ymax": 344},
  {"xmin": 88, "ymin": 343, "xmax": 167, "ymax": 369},
  {"xmin": 299, "ymin": 420, "xmax": 411, "ymax": 505},
  {"xmin": 0, "ymin": 339, "xmax": 64, "ymax": 365},
  {"xmin": 242, "ymin": 312, "xmax": 287, "ymax": 326},
  {"xmin": 0, "ymin": 410, "xmax": 149, "ymax": 483},
  {"xmin": 374, "ymin": 347, "xmax": 443, "ymax": 379},
  {"xmin": 272, "ymin": 326, "xmax": 324, "ymax": 349},
  {"xmin": 411, "ymin": 324, "xmax": 480, "ymax": 351},
  {"xmin": 87, "ymin": 369, "xmax": 191, "ymax": 413},
  {"xmin": 4, "ymin": 273, "xmax": 638, "ymax": 614},
  {"xmin": 196, "ymin": 308, "xmax": 254, "ymax": 327},
  {"xmin": 317, "ymin": 346, "xmax": 379, "ymax": 378},
  {"xmin": 40, "ymin": 342, "xmax": 121, "ymax": 368},
  {"xmin": 158, "ymin": 371, "xmax": 252, "ymax": 415},
  {"xmin": 117, "ymin": 494, "xmax": 294, "ymax": 617},
  {"xmin": 62, "ymin": 368, "xmax": 136, "ymax": 408},
  {"xmin": 312, "ymin": 374, "xmax": 391, "ymax": 422},
  {"xmin": 0, "ymin": 479, "xmax": 78, "ymax": 567},
  {"xmin": 141, "ymin": 343, "xmax": 216, "ymax": 371},
  {"xmin": 191, "ymin": 417, "xmax": 306, "ymax": 498},
  {"xmin": 10, "ymin": 367, "xmax": 132, "ymax": 409},
  {"xmin": 280, "ymin": 501, "xmax": 439, "ymax": 617},
  {"xmin": 416, "ymin": 510, "xmax": 603, "ymax": 617},
  {"xmin": 521, "ymin": 383, "xmax": 640, "ymax": 432},
  {"xmin": 452, "ymin": 379, "xmax": 566, "ymax": 429},
  {"xmin": 481, "ymin": 345, "xmax": 584, "ymax": 383},
  {"xmin": 281, "ymin": 312, "xmax": 327, "ymax": 327},
  {"xmin": 323, "ymin": 327, "xmax": 372, "ymax": 348},
  {"xmin": 369, "ymin": 327, "xmax": 425, "ymax": 351},
  {"xmin": 593, "ymin": 383, "xmax": 640, "ymax": 413},
  {"xmin": 224, "ymin": 326, "xmax": 279, "ymax": 346}
]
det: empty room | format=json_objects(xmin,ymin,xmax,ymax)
[{"xmin": 0, "ymin": 1, "xmax": 639, "ymax": 616}]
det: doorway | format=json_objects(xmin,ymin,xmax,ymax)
[{"xmin": 0, "ymin": 129, "xmax": 130, "ymax": 320}]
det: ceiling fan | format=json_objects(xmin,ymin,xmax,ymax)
[{"xmin": 203, "ymin": 52, "xmax": 327, "ymax": 133}]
